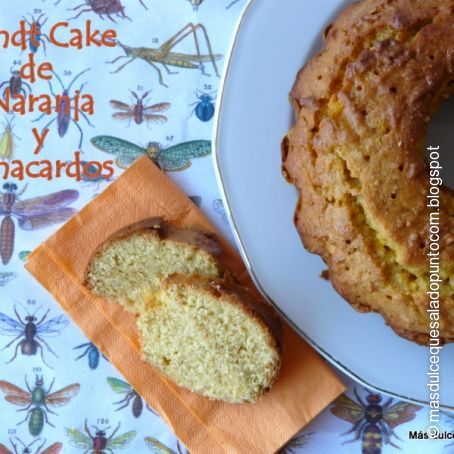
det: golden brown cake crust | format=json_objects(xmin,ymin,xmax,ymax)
[
  {"xmin": 283, "ymin": 0, "xmax": 454, "ymax": 344},
  {"xmin": 84, "ymin": 218, "xmax": 223, "ymax": 288},
  {"xmin": 86, "ymin": 218, "xmax": 222, "ymax": 261}
]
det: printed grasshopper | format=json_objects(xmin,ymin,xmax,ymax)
[{"xmin": 106, "ymin": 23, "xmax": 221, "ymax": 87}]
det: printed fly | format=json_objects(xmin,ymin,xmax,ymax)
[
  {"xmin": 107, "ymin": 23, "xmax": 221, "ymax": 87},
  {"xmin": 0, "ymin": 303, "xmax": 68, "ymax": 367},
  {"xmin": 107, "ymin": 377, "xmax": 156, "ymax": 418},
  {"xmin": 0, "ymin": 183, "xmax": 79, "ymax": 265},
  {"xmin": 66, "ymin": 419, "xmax": 136, "ymax": 452},
  {"xmin": 91, "ymin": 135, "xmax": 211, "ymax": 171},
  {"xmin": 0, "ymin": 438, "xmax": 62, "ymax": 454},
  {"xmin": 0, "ymin": 375, "xmax": 80, "ymax": 436},
  {"xmin": 110, "ymin": 91, "xmax": 170, "ymax": 127},
  {"xmin": 331, "ymin": 387, "xmax": 422, "ymax": 453}
]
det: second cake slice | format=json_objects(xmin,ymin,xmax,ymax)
[
  {"xmin": 137, "ymin": 274, "xmax": 281, "ymax": 403},
  {"xmin": 86, "ymin": 219, "xmax": 223, "ymax": 314}
]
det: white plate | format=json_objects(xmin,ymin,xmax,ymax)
[{"xmin": 213, "ymin": 0, "xmax": 454, "ymax": 408}]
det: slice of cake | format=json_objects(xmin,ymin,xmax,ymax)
[
  {"xmin": 85, "ymin": 218, "xmax": 223, "ymax": 314},
  {"xmin": 137, "ymin": 274, "xmax": 281, "ymax": 403}
]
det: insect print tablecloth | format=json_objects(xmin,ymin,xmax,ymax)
[{"xmin": 0, "ymin": 1, "xmax": 451, "ymax": 453}]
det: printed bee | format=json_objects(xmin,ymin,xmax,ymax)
[
  {"xmin": 331, "ymin": 387, "xmax": 422, "ymax": 453},
  {"xmin": 66, "ymin": 419, "xmax": 136, "ymax": 453},
  {"xmin": 0, "ymin": 375, "xmax": 80, "ymax": 436}
]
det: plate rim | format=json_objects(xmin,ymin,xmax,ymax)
[{"xmin": 212, "ymin": 0, "xmax": 453, "ymax": 410}]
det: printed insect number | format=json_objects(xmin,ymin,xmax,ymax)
[
  {"xmin": 152, "ymin": 38, "xmax": 159, "ymax": 43},
  {"xmin": 13, "ymin": 60, "xmax": 22, "ymax": 66},
  {"xmin": 27, "ymin": 299, "xmax": 36, "ymax": 305},
  {"xmin": 33, "ymin": 8, "xmax": 42, "ymax": 14},
  {"xmin": 97, "ymin": 418, "xmax": 109, "ymax": 425},
  {"xmin": 7, "ymin": 428, "xmax": 16, "ymax": 435},
  {"xmin": 166, "ymin": 135, "xmax": 174, "ymax": 142},
  {"xmin": 32, "ymin": 367, "xmax": 43, "ymax": 373},
  {"xmin": 203, "ymin": 84, "xmax": 212, "ymax": 91},
  {"xmin": 63, "ymin": 70, "xmax": 72, "ymax": 76}
]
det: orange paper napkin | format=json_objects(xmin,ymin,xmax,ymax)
[{"xmin": 25, "ymin": 156, "xmax": 344, "ymax": 454}]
